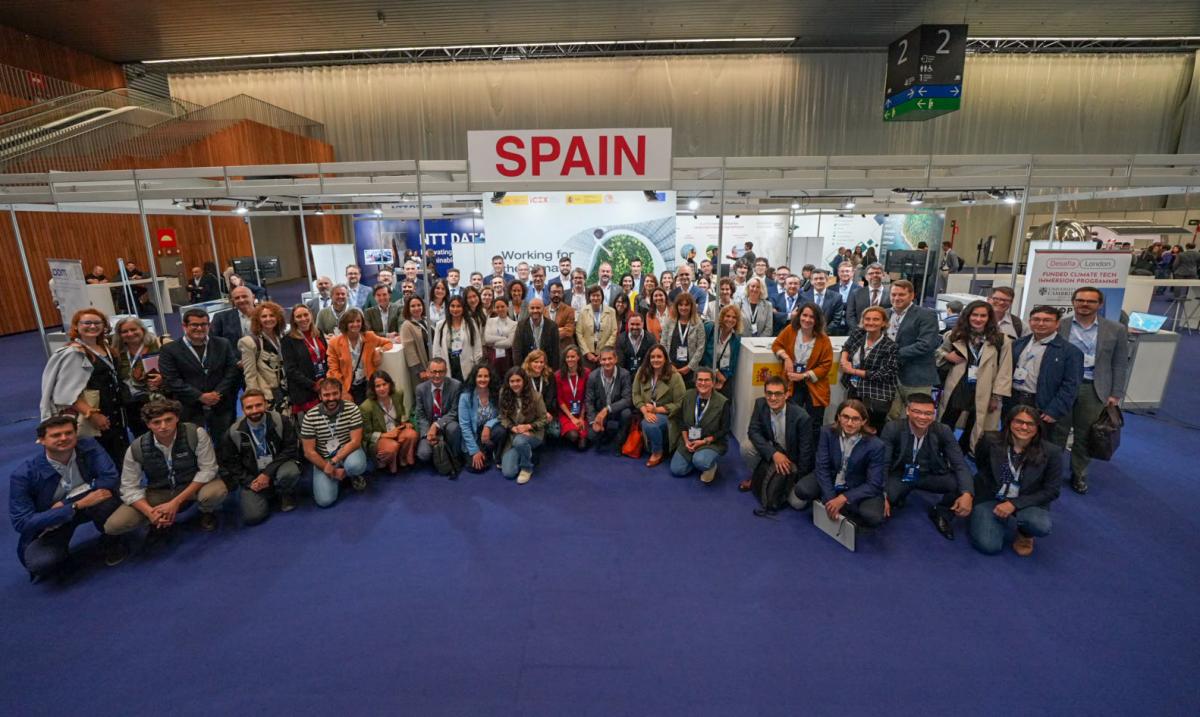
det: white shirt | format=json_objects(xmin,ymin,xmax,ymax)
[
  {"xmin": 996, "ymin": 312, "xmax": 1021, "ymax": 339},
  {"xmin": 48, "ymin": 451, "xmax": 86, "ymax": 502},
  {"xmin": 1014, "ymin": 334, "xmax": 1055, "ymax": 391},
  {"xmin": 888, "ymin": 305, "xmax": 910, "ymax": 340},
  {"xmin": 770, "ymin": 408, "xmax": 787, "ymax": 445}
]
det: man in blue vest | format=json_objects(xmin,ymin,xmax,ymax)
[
  {"xmin": 104, "ymin": 399, "xmax": 228, "ymax": 538},
  {"xmin": 9, "ymin": 416, "xmax": 126, "ymax": 580}
]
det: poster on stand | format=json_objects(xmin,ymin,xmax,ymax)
[
  {"xmin": 353, "ymin": 217, "xmax": 486, "ymax": 283},
  {"xmin": 471, "ymin": 191, "xmax": 676, "ymax": 282},
  {"xmin": 676, "ymin": 215, "xmax": 790, "ymax": 268},
  {"xmin": 1022, "ymin": 249, "xmax": 1130, "ymax": 321},
  {"xmin": 789, "ymin": 212, "xmax": 945, "ymax": 271},
  {"xmin": 47, "ymin": 258, "xmax": 90, "ymax": 328}
]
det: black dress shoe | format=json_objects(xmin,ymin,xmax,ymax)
[
  {"xmin": 1071, "ymin": 475, "xmax": 1089, "ymax": 495},
  {"xmin": 928, "ymin": 507, "xmax": 955, "ymax": 540}
]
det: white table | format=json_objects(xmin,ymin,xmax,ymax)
[
  {"xmin": 87, "ymin": 277, "xmax": 179, "ymax": 317},
  {"xmin": 1123, "ymin": 330, "xmax": 1179, "ymax": 410}
]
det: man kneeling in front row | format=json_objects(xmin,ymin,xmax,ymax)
[
  {"xmin": 879, "ymin": 393, "xmax": 974, "ymax": 540},
  {"xmin": 300, "ymin": 378, "xmax": 368, "ymax": 507},
  {"xmin": 9, "ymin": 416, "xmax": 127, "ymax": 580},
  {"xmin": 104, "ymin": 399, "xmax": 228, "ymax": 538},
  {"xmin": 220, "ymin": 389, "xmax": 302, "ymax": 524}
]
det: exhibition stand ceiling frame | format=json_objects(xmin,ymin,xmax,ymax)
[{"xmin": 5, "ymin": 152, "xmax": 1198, "ymax": 355}]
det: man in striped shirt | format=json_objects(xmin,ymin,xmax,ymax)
[{"xmin": 300, "ymin": 378, "xmax": 368, "ymax": 508}]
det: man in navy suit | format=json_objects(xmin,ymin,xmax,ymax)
[
  {"xmin": 743, "ymin": 377, "xmax": 814, "ymax": 492},
  {"xmin": 160, "ymin": 308, "xmax": 242, "ymax": 450},
  {"xmin": 9, "ymin": 416, "xmax": 126, "ymax": 579},
  {"xmin": 844, "ymin": 263, "xmax": 891, "ymax": 332},
  {"xmin": 771, "ymin": 275, "xmax": 805, "ymax": 333},
  {"xmin": 489, "ymin": 255, "xmax": 516, "ymax": 284},
  {"xmin": 210, "ymin": 285, "xmax": 256, "ymax": 348},
  {"xmin": 802, "ymin": 269, "xmax": 846, "ymax": 335},
  {"xmin": 886, "ymin": 280, "xmax": 942, "ymax": 419},
  {"xmin": 1008, "ymin": 305, "xmax": 1084, "ymax": 444}
]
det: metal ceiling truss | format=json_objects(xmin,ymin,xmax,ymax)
[
  {"xmin": 1, "ymin": 154, "xmax": 1196, "ymax": 215},
  {"xmin": 137, "ymin": 36, "xmax": 1200, "ymax": 74}
]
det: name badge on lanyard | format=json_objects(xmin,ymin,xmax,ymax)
[
  {"xmin": 568, "ymin": 375, "xmax": 581, "ymax": 415},
  {"xmin": 689, "ymin": 398, "xmax": 708, "ymax": 440},
  {"xmin": 903, "ymin": 435, "xmax": 923, "ymax": 484},
  {"xmin": 676, "ymin": 325, "xmax": 690, "ymax": 362},
  {"xmin": 966, "ymin": 344, "xmax": 981, "ymax": 384}
]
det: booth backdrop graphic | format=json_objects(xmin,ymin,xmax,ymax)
[
  {"xmin": 676, "ymin": 215, "xmax": 790, "ymax": 269},
  {"xmin": 472, "ymin": 191, "xmax": 677, "ymax": 281},
  {"xmin": 1022, "ymin": 248, "xmax": 1131, "ymax": 321},
  {"xmin": 353, "ymin": 217, "xmax": 486, "ymax": 282}
]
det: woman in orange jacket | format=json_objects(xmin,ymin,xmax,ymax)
[
  {"xmin": 771, "ymin": 301, "xmax": 833, "ymax": 448},
  {"xmin": 326, "ymin": 308, "xmax": 394, "ymax": 404}
]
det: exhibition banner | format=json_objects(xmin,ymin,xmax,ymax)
[
  {"xmin": 789, "ymin": 212, "xmax": 945, "ymax": 270},
  {"xmin": 1022, "ymin": 249, "xmax": 1130, "ymax": 321},
  {"xmin": 676, "ymin": 215, "xmax": 790, "ymax": 268},
  {"xmin": 470, "ymin": 191, "xmax": 676, "ymax": 282},
  {"xmin": 353, "ymin": 217, "xmax": 486, "ymax": 282},
  {"xmin": 467, "ymin": 128, "xmax": 672, "ymax": 185},
  {"xmin": 47, "ymin": 258, "xmax": 90, "ymax": 327}
]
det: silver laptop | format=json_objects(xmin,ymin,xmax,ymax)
[{"xmin": 813, "ymin": 501, "xmax": 857, "ymax": 552}]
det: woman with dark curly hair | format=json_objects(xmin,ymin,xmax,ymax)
[
  {"xmin": 498, "ymin": 367, "xmax": 548, "ymax": 484},
  {"xmin": 937, "ymin": 300, "xmax": 1013, "ymax": 455}
]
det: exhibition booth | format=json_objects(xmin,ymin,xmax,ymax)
[{"xmin": 6, "ymin": 146, "xmax": 1199, "ymax": 442}]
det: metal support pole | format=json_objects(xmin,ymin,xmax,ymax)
[
  {"xmin": 1048, "ymin": 200, "xmax": 1060, "ymax": 246},
  {"xmin": 708, "ymin": 162, "xmax": 727, "ymax": 369},
  {"xmin": 132, "ymin": 171, "xmax": 170, "ymax": 337},
  {"xmin": 245, "ymin": 215, "xmax": 263, "ymax": 288},
  {"xmin": 10, "ymin": 206, "xmax": 50, "ymax": 357},
  {"xmin": 297, "ymin": 197, "xmax": 314, "ymax": 291},
  {"xmin": 416, "ymin": 160, "xmax": 430, "ymax": 303},
  {"xmin": 205, "ymin": 207, "xmax": 222, "ymax": 297},
  {"xmin": 1008, "ymin": 165, "xmax": 1035, "ymax": 314}
]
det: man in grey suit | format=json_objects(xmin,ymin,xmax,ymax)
[
  {"xmin": 412, "ymin": 357, "xmax": 462, "ymax": 464},
  {"xmin": 1172, "ymin": 242, "xmax": 1200, "ymax": 279},
  {"xmin": 845, "ymin": 263, "xmax": 891, "ymax": 332},
  {"xmin": 585, "ymin": 348, "xmax": 633, "ymax": 452},
  {"xmin": 210, "ymin": 286, "xmax": 256, "ymax": 348},
  {"xmin": 1057, "ymin": 286, "xmax": 1130, "ymax": 494},
  {"xmin": 886, "ymin": 280, "xmax": 942, "ymax": 419},
  {"xmin": 305, "ymin": 276, "xmax": 334, "ymax": 317}
]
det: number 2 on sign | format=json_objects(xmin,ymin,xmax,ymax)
[
  {"xmin": 936, "ymin": 29, "xmax": 951, "ymax": 54},
  {"xmin": 896, "ymin": 39, "xmax": 908, "ymax": 65}
]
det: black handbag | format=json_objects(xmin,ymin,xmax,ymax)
[{"xmin": 1086, "ymin": 405, "xmax": 1123, "ymax": 461}]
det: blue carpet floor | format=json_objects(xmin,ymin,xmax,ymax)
[{"xmin": 1, "ymin": 282, "xmax": 1197, "ymax": 716}]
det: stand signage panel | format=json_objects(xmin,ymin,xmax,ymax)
[
  {"xmin": 883, "ymin": 24, "xmax": 967, "ymax": 122},
  {"xmin": 48, "ymin": 258, "xmax": 90, "ymax": 328},
  {"xmin": 1022, "ymin": 249, "xmax": 1131, "ymax": 321},
  {"xmin": 468, "ymin": 128, "xmax": 672, "ymax": 185}
]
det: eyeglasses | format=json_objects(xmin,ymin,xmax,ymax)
[
  {"xmin": 1073, "ymin": 298, "xmax": 1101, "ymax": 305},
  {"xmin": 908, "ymin": 408, "xmax": 936, "ymax": 417},
  {"xmin": 764, "ymin": 390, "xmax": 786, "ymax": 398},
  {"xmin": 840, "ymin": 415, "xmax": 865, "ymax": 423},
  {"xmin": 77, "ymin": 320, "xmax": 104, "ymax": 327},
  {"xmin": 1011, "ymin": 418, "xmax": 1038, "ymax": 428}
]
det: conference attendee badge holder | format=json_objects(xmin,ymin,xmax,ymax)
[
  {"xmin": 967, "ymin": 345, "xmax": 981, "ymax": 384},
  {"xmin": 571, "ymin": 400, "xmax": 582, "ymax": 416},
  {"xmin": 676, "ymin": 345, "xmax": 689, "ymax": 362},
  {"xmin": 688, "ymin": 426, "xmax": 703, "ymax": 441},
  {"xmin": 903, "ymin": 463, "xmax": 919, "ymax": 484},
  {"xmin": 314, "ymin": 359, "xmax": 327, "ymax": 379},
  {"xmin": 966, "ymin": 365, "xmax": 978, "ymax": 384},
  {"xmin": 794, "ymin": 362, "xmax": 806, "ymax": 373}
]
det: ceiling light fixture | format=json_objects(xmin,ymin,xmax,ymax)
[
  {"xmin": 842, "ymin": 198, "xmax": 857, "ymax": 210},
  {"xmin": 907, "ymin": 192, "xmax": 924, "ymax": 206},
  {"xmin": 960, "ymin": 192, "xmax": 977, "ymax": 205},
  {"xmin": 314, "ymin": 207, "xmax": 325, "ymax": 216},
  {"xmin": 688, "ymin": 198, "xmax": 700, "ymax": 211},
  {"xmin": 234, "ymin": 204, "xmax": 248, "ymax": 215},
  {"xmin": 790, "ymin": 201, "xmax": 801, "ymax": 210},
  {"xmin": 372, "ymin": 206, "xmax": 384, "ymax": 215},
  {"xmin": 1003, "ymin": 191, "xmax": 1020, "ymax": 205}
]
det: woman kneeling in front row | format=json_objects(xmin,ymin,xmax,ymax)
[
  {"xmin": 459, "ymin": 363, "xmax": 506, "ymax": 472},
  {"xmin": 969, "ymin": 405, "xmax": 1062, "ymax": 557},
  {"xmin": 788, "ymin": 399, "xmax": 888, "ymax": 528},
  {"xmin": 498, "ymin": 367, "xmax": 548, "ymax": 484}
]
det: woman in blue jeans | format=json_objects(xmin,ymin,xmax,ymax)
[
  {"xmin": 631, "ymin": 344, "xmax": 686, "ymax": 468},
  {"xmin": 969, "ymin": 405, "xmax": 1063, "ymax": 557},
  {"xmin": 459, "ymin": 363, "xmax": 506, "ymax": 472},
  {"xmin": 498, "ymin": 367, "xmax": 548, "ymax": 484}
]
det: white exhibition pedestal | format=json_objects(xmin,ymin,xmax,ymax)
[
  {"xmin": 377, "ymin": 342, "xmax": 414, "ymax": 414},
  {"xmin": 1124, "ymin": 330, "xmax": 1178, "ymax": 410},
  {"xmin": 731, "ymin": 335, "xmax": 848, "ymax": 454}
]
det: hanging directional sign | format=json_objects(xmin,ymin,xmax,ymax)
[{"xmin": 883, "ymin": 24, "xmax": 967, "ymax": 122}]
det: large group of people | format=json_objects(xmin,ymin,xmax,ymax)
[{"xmin": 14, "ymin": 251, "xmax": 1130, "ymax": 581}]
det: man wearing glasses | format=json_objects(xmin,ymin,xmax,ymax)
[
  {"xmin": 743, "ymin": 376, "xmax": 814, "ymax": 495},
  {"xmin": 880, "ymin": 394, "xmax": 974, "ymax": 540},
  {"xmin": 1056, "ymin": 286, "xmax": 1129, "ymax": 494},
  {"xmin": 1007, "ymin": 305, "xmax": 1083, "ymax": 440},
  {"xmin": 158, "ymin": 308, "xmax": 241, "ymax": 451}
]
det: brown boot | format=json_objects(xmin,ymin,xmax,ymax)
[{"xmin": 1012, "ymin": 532, "xmax": 1034, "ymax": 557}]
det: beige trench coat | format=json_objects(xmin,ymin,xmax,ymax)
[{"xmin": 935, "ymin": 333, "xmax": 1013, "ymax": 450}]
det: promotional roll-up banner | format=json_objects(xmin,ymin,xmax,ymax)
[
  {"xmin": 1022, "ymin": 248, "xmax": 1131, "ymax": 321},
  {"xmin": 47, "ymin": 258, "xmax": 90, "ymax": 328},
  {"xmin": 468, "ymin": 191, "xmax": 676, "ymax": 281},
  {"xmin": 676, "ymin": 215, "xmax": 790, "ymax": 268},
  {"xmin": 467, "ymin": 128, "xmax": 673, "ymax": 186}
]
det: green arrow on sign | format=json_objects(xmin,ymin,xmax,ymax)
[{"xmin": 884, "ymin": 96, "xmax": 961, "ymax": 121}]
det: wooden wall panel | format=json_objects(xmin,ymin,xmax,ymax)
[
  {"xmin": 0, "ymin": 25, "xmax": 126, "ymax": 89},
  {"xmin": 0, "ymin": 91, "xmax": 32, "ymax": 114}
]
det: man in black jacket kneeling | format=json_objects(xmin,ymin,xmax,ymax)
[{"xmin": 219, "ymin": 389, "xmax": 302, "ymax": 524}]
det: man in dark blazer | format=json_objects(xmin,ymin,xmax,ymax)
[
  {"xmin": 744, "ymin": 376, "xmax": 814, "ymax": 492},
  {"xmin": 771, "ymin": 275, "xmax": 805, "ymax": 333},
  {"xmin": 880, "ymin": 394, "xmax": 974, "ymax": 540},
  {"xmin": 845, "ymin": 263, "xmax": 891, "ymax": 332},
  {"xmin": 512, "ymin": 297, "xmax": 561, "ymax": 370},
  {"xmin": 1056, "ymin": 287, "xmax": 1127, "ymax": 493},
  {"xmin": 546, "ymin": 256, "xmax": 574, "ymax": 289},
  {"xmin": 885, "ymin": 280, "xmax": 941, "ymax": 419},
  {"xmin": 186, "ymin": 266, "xmax": 220, "ymax": 304},
  {"xmin": 1008, "ymin": 305, "xmax": 1084, "ymax": 437},
  {"xmin": 412, "ymin": 358, "xmax": 462, "ymax": 464},
  {"xmin": 210, "ymin": 286, "xmax": 257, "ymax": 348},
  {"xmin": 585, "ymin": 348, "xmax": 634, "ymax": 451},
  {"xmin": 801, "ymin": 269, "xmax": 846, "ymax": 335},
  {"xmin": 159, "ymin": 308, "xmax": 241, "ymax": 448},
  {"xmin": 616, "ymin": 313, "xmax": 654, "ymax": 374},
  {"xmin": 363, "ymin": 284, "xmax": 402, "ymax": 336}
]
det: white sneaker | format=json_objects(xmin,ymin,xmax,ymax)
[
  {"xmin": 699, "ymin": 466, "xmax": 718, "ymax": 484},
  {"xmin": 516, "ymin": 470, "xmax": 532, "ymax": 484}
]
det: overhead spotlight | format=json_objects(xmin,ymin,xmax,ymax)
[
  {"xmin": 234, "ymin": 204, "xmax": 248, "ymax": 215},
  {"xmin": 688, "ymin": 198, "xmax": 700, "ymax": 211},
  {"xmin": 842, "ymin": 198, "xmax": 856, "ymax": 210},
  {"xmin": 643, "ymin": 190, "xmax": 661, "ymax": 202},
  {"xmin": 490, "ymin": 192, "xmax": 507, "ymax": 204},
  {"xmin": 314, "ymin": 207, "xmax": 325, "ymax": 216},
  {"xmin": 960, "ymin": 192, "xmax": 977, "ymax": 205},
  {"xmin": 790, "ymin": 201, "xmax": 801, "ymax": 210},
  {"xmin": 372, "ymin": 206, "xmax": 384, "ymax": 216},
  {"xmin": 1003, "ymin": 190, "xmax": 1019, "ymax": 205},
  {"xmin": 472, "ymin": 206, "xmax": 482, "ymax": 214},
  {"xmin": 252, "ymin": 196, "xmax": 269, "ymax": 209},
  {"xmin": 189, "ymin": 200, "xmax": 206, "ymax": 211},
  {"xmin": 171, "ymin": 199, "xmax": 187, "ymax": 208},
  {"xmin": 907, "ymin": 192, "xmax": 924, "ymax": 206}
]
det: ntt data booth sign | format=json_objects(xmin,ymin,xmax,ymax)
[{"xmin": 467, "ymin": 128, "xmax": 673, "ymax": 187}]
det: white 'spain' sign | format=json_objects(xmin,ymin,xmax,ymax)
[{"xmin": 467, "ymin": 128, "xmax": 672, "ymax": 185}]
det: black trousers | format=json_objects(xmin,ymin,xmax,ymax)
[
  {"xmin": 592, "ymin": 407, "xmax": 633, "ymax": 449},
  {"xmin": 885, "ymin": 470, "xmax": 959, "ymax": 512},
  {"xmin": 793, "ymin": 472, "xmax": 885, "ymax": 527}
]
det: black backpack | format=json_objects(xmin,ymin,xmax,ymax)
[
  {"xmin": 752, "ymin": 461, "xmax": 799, "ymax": 514},
  {"xmin": 431, "ymin": 439, "xmax": 463, "ymax": 479}
]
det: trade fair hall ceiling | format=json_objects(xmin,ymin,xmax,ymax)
[{"xmin": 2, "ymin": 0, "xmax": 1199, "ymax": 63}]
